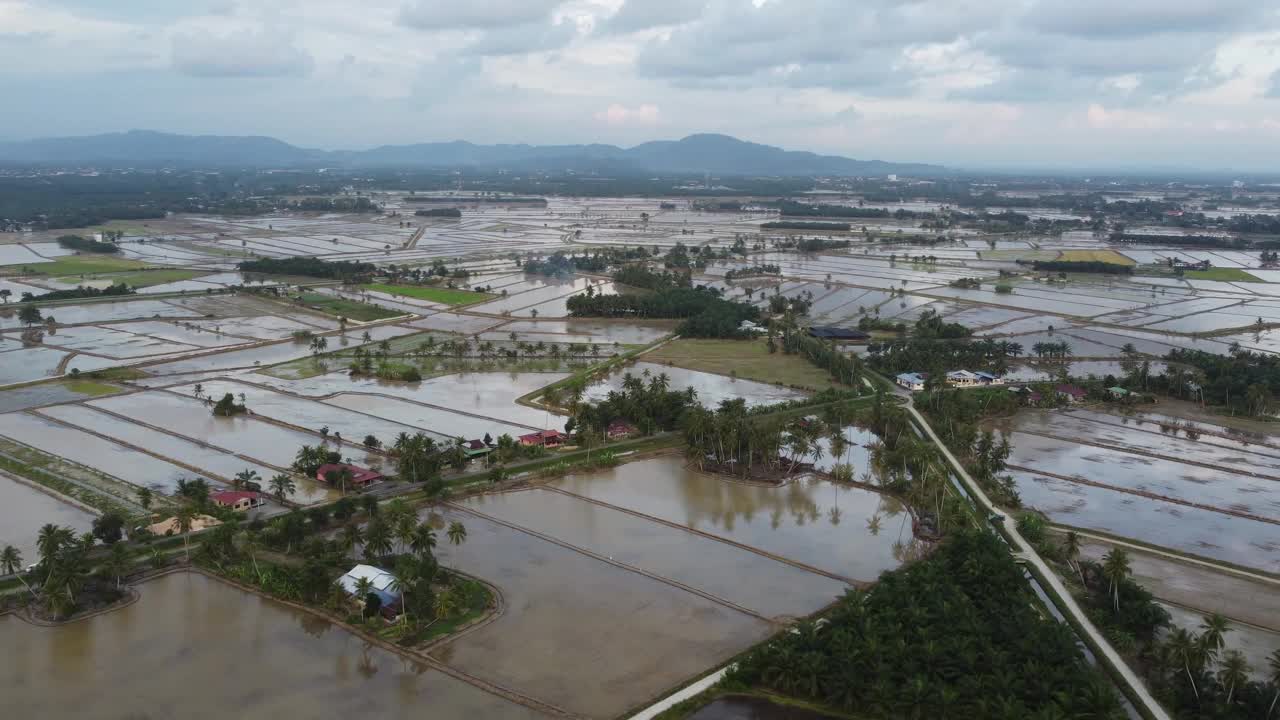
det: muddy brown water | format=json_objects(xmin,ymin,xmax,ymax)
[
  {"xmin": 0, "ymin": 572, "xmax": 549, "ymax": 719},
  {"xmin": 426, "ymin": 506, "xmax": 774, "ymax": 719},
  {"xmin": 549, "ymin": 456, "xmax": 922, "ymax": 581},
  {"xmin": 0, "ymin": 472, "xmax": 96, "ymax": 563}
]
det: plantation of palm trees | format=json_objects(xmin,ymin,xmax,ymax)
[{"xmin": 727, "ymin": 530, "xmax": 1126, "ymax": 719}]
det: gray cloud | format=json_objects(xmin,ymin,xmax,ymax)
[
  {"xmin": 601, "ymin": 0, "xmax": 708, "ymax": 34},
  {"xmin": 1268, "ymin": 70, "xmax": 1280, "ymax": 98},
  {"xmin": 398, "ymin": 0, "xmax": 563, "ymax": 31},
  {"xmin": 171, "ymin": 28, "xmax": 314, "ymax": 78},
  {"xmin": 1024, "ymin": 0, "xmax": 1267, "ymax": 37},
  {"xmin": 461, "ymin": 20, "xmax": 577, "ymax": 56}
]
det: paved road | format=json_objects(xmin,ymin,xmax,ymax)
[{"xmin": 904, "ymin": 402, "xmax": 1172, "ymax": 720}]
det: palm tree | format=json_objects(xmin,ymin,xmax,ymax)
[
  {"xmin": 1062, "ymin": 531, "xmax": 1084, "ymax": 584},
  {"xmin": 98, "ymin": 543, "xmax": 132, "ymax": 590},
  {"xmin": 363, "ymin": 520, "xmax": 393, "ymax": 562},
  {"xmin": 269, "ymin": 473, "xmax": 296, "ymax": 503},
  {"xmin": 1167, "ymin": 627, "xmax": 1203, "ymax": 703},
  {"xmin": 430, "ymin": 587, "xmax": 458, "ymax": 629},
  {"xmin": 1217, "ymin": 649, "xmax": 1250, "ymax": 704},
  {"xmin": 1198, "ymin": 613, "xmax": 1231, "ymax": 657},
  {"xmin": 1, "ymin": 545, "xmax": 21, "ymax": 575},
  {"xmin": 353, "ymin": 576, "xmax": 374, "ymax": 617},
  {"xmin": 242, "ymin": 529, "xmax": 265, "ymax": 583},
  {"xmin": 175, "ymin": 506, "xmax": 195, "ymax": 561},
  {"xmin": 135, "ymin": 486, "xmax": 153, "ymax": 511},
  {"xmin": 339, "ymin": 524, "xmax": 365, "ymax": 558},
  {"xmin": 1101, "ymin": 548, "xmax": 1130, "ymax": 612},
  {"xmin": 410, "ymin": 523, "xmax": 437, "ymax": 559},
  {"xmin": 446, "ymin": 521, "xmax": 467, "ymax": 546},
  {"xmin": 233, "ymin": 468, "xmax": 261, "ymax": 491}
]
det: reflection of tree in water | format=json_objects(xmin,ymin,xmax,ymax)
[
  {"xmin": 297, "ymin": 612, "xmax": 331, "ymax": 638},
  {"xmin": 357, "ymin": 643, "xmax": 378, "ymax": 679}
]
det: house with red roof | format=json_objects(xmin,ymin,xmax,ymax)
[
  {"xmin": 606, "ymin": 420, "xmax": 637, "ymax": 440},
  {"xmin": 210, "ymin": 490, "xmax": 264, "ymax": 512},
  {"xmin": 518, "ymin": 429, "xmax": 564, "ymax": 447},
  {"xmin": 316, "ymin": 463, "xmax": 383, "ymax": 487}
]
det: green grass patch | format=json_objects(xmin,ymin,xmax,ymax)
[
  {"xmin": 15, "ymin": 255, "xmax": 156, "ymax": 274},
  {"xmin": 1182, "ymin": 267, "xmax": 1262, "ymax": 282},
  {"xmin": 55, "ymin": 268, "xmax": 205, "ymax": 288},
  {"xmin": 63, "ymin": 379, "xmax": 124, "ymax": 396},
  {"xmin": 293, "ymin": 293, "xmax": 402, "ymax": 322},
  {"xmin": 82, "ymin": 366, "xmax": 149, "ymax": 382},
  {"xmin": 646, "ymin": 338, "xmax": 843, "ymax": 391},
  {"xmin": 364, "ymin": 283, "xmax": 492, "ymax": 306}
]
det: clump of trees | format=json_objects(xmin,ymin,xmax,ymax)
[
  {"xmin": 727, "ymin": 529, "xmax": 1124, "ymax": 719},
  {"xmin": 1028, "ymin": 260, "xmax": 1133, "ymax": 275},
  {"xmin": 413, "ymin": 207, "xmax": 462, "ymax": 217},
  {"xmin": 211, "ymin": 393, "xmax": 248, "ymax": 417},
  {"xmin": 724, "ymin": 264, "xmax": 780, "ymax": 280},
  {"xmin": 56, "ymin": 234, "xmax": 119, "ymax": 253},
  {"xmin": 20, "ymin": 283, "xmax": 135, "ymax": 303},
  {"xmin": 1153, "ymin": 347, "xmax": 1280, "ymax": 416},
  {"xmin": 913, "ymin": 309, "xmax": 971, "ymax": 340},
  {"xmin": 237, "ymin": 257, "xmax": 378, "ymax": 281},
  {"xmin": 568, "ymin": 268, "xmax": 760, "ymax": 338},
  {"xmin": 290, "ymin": 197, "xmax": 379, "ymax": 213},
  {"xmin": 761, "ymin": 221, "xmax": 852, "ymax": 232}
]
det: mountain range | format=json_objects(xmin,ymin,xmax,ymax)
[{"xmin": 0, "ymin": 130, "xmax": 946, "ymax": 177}]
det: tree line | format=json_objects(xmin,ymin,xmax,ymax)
[
  {"xmin": 237, "ymin": 256, "xmax": 379, "ymax": 281},
  {"xmin": 1029, "ymin": 260, "xmax": 1134, "ymax": 275},
  {"xmin": 56, "ymin": 234, "xmax": 120, "ymax": 253}
]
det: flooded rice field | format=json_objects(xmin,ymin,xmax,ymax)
[
  {"xmin": 327, "ymin": 394, "xmax": 533, "ymax": 441},
  {"xmin": 0, "ymin": 412, "xmax": 219, "ymax": 494},
  {"xmin": 0, "ymin": 381, "xmax": 119, "ymax": 413},
  {"xmin": 458, "ymin": 488, "xmax": 849, "ymax": 619},
  {"xmin": 549, "ymin": 455, "xmax": 920, "ymax": 581},
  {"xmin": 0, "ymin": 471, "xmax": 96, "ymax": 562},
  {"xmin": 1161, "ymin": 604, "xmax": 1280, "ymax": 680},
  {"xmin": 1000, "ymin": 408, "xmax": 1280, "ymax": 571},
  {"xmin": 584, "ymin": 361, "xmax": 809, "ymax": 409},
  {"xmin": 1014, "ymin": 471, "xmax": 1278, "ymax": 571},
  {"xmin": 0, "ymin": 572, "xmax": 550, "ymax": 719},
  {"xmin": 427, "ymin": 506, "xmax": 773, "ymax": 718}
]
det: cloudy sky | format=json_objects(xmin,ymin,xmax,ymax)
[{"xmin": 3, "ymin": 0, "xmax": 1280, "ymax": 170}]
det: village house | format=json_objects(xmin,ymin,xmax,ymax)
[
  {"xmin": 316, "ymin": 463, "xmax": 383, "ymax": 488},
  {"xmin": 974, "ymin": 371, "xmax": 1004, "ymax": 386},
  {"xmin": 519, "ymin": 429, "xmax": 565, "ymax": 447},
  {"xmin": 896, "ymin": 372, "xmax": 927, "ymax": 391},
  {"xmin": 808, "ymin": 326, "xmax": 871, "ymax": 342},
  {"xmin": 946, "ymin": 370, "xmax": 980, "ymax": 387},
  {"xmin": 337, "ymin": 564, "xmax": 401, "ymax": 619},
  {"xmin": 147, "ymin": 514, "xmax": 221, "ymax": 537},
  {"xmin": 606, "ymin": 419, "xmax": 637, "ymax": 441},
  {"xmin": 1056, "ymin": 384, "xmax": 1087, "ymax": 403},
  {"xmin": 462, "ymin": 439, "xmax": 491, "ymax": 460},
  {"xmin": 210, "ymin": 490, "xmax": 264, "ymax": 512}
]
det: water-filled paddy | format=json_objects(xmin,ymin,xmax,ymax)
[
  {"xmin": 0, "ymin": 572, "xmax": 550, "ymax": 719},
  {"xmin": 584, "ymin": 361, "xmax": 809, "ymax": 409},
  {"xmin": 0, "ymin": 472, "xmax": 96, "ymax": 562},
  {"xmin": 548, "ymin": 455, "xmax": 919, "ymax": 581},
  {"xmin": 427, "ymin": 507, "xmax": 773, "ymax": 718}
]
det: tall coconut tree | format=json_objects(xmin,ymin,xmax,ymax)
[
  {"xmin": 446, "ymin": 521, "xmax": 467, "ymax": 546},
  {"xmin": 1101, "ymin": 548, "xmax": 1131, "ymax": 612},
  {"xmin": 1217, "ymin": 649, "xmax": 1250, "ymax": 705},
  {"xmin": 1, "ymin": 544, "xmax": 21, "ymax": 575}
]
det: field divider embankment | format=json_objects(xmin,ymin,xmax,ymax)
[
  {"xmin": 542, "ymin": 485, "xmax": 865, "ymax": 588},
  {"xmin": 1047, "ymin": 526, "xmax": 1280, "ymax": 587},
  {"xmin": 28, "ymin": 408, "xmax": 244, "ymax": 486},
  {"xmin": 1006, "ymin": 463, "xmax": 1279, "ymax": 526},
  {"xmin": 0, "ymin": 445, "xmax": 146, "ymax": 514},
  {"xmin": 147, "ymin": 386, "xmax": 398, "ymax": 459},
  {"xmin": 1010, "ymin": 427, "xmax": 1280, "ymax": 482},
  {"xmin": 78, "ymin": 403, "xmax": 295, "ymax": 475},
  {"xmin": 1062, "ymin": 409, "xmax": 1280, "ymax": 454},
  {"xmin": 443, "ymin": 501, "xmax": 778, "ymax": 624}
]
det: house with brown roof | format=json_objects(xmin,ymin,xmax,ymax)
[
  {"xmin": 210, "ymin": 490, "xmax": 264, "ymax": 512},
  {"xmin": 316, "ymin": 463, "xmax": 383, "ymax": 487},
  {"xmin": 518, "ymin": 429, "xmax": 565, "ymax": 447}
]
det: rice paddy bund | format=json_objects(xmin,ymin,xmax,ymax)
[{"xmin": 3, "ymin": 196, "xmax": 1280, "ymax": 719}]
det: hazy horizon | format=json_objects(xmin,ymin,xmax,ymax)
[{"xmin": 3, "ymin": 1, "xmax": 1280, "ymax": 171}]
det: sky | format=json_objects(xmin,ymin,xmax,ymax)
[{"xmin": 2, "ymin": 0, "xmax": 1280, "ymax": 170}]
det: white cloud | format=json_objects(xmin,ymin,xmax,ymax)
[
  {"xmin": 594, "ymin": 102, "xmax": 660, "ymax": 126},
  {"xmin": 171, "ymin": 26, "xmax": 314, "ymax": 77},
  {"xmin": 398, "ymin": 0, "xmax": 564, "ymax": 30}
]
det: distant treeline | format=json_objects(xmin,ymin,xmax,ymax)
[
  {"xmin": 567, "ymin": 267, "xmax": 758, "ymax": 338},
  {"xmin": 289, "ymin": 197, "xmax": 380, "ymax": 213},
  {"xmin": 57, "ymin": 234, "xmax": 119, "ymax": 254},
  {"xmin": 779, "ymin": 201, "xmax": 912, "ymax": 219},
  {"xmin": 237, "ymin": 256, "xmax": 378, "ymax": 281},
  {"xmin": 1110, "ymin": 232, "xmax": 1244, "ymax": 248},
  {"xmin": 21, "ymin": 283, "xmax": 135, "ymax": 303},
  {"xmin": 1028, "ymin": 260, "xmax": 1133, "ymax": 275},
  {"xmin": 414, "ymin": 207, "xmax": 462, "ymax": 217},
  {"xmin": 524, "ymin": 247, "xmax": 654, "ymax": 277},
  {"xmin": 402, "ymin": 196, "xmax": 546, "ymax": 205},
  {"xmin": 762, "ymin": 221, "xmax": 852, "ymax": 232},
  {"xmin": 776, "ymin": 237, "xmax": 853, "ymax": 252}
]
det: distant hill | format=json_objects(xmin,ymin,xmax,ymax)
[{"xmin": 0, "ymin": 130, "xmax": 947, "ymax": 177}]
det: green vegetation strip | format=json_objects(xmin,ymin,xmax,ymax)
[
  {"xmin": 1182, "ymin": 267, "xmax": 1262, "ymax": 282},
  {"xmin": 364, "ymin": 283, "xmax": 492, "ymax": 306},
  {"xmin": 13, "ymin": 255, "xmax": 154, "ymax": 275},
  {"xmin": 293, "ymin": 292, "xmax": 403, "ymax": 322},
  {"xmin": 55, "ymin": 269, "xmax": 204, "ymax": 288}
]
